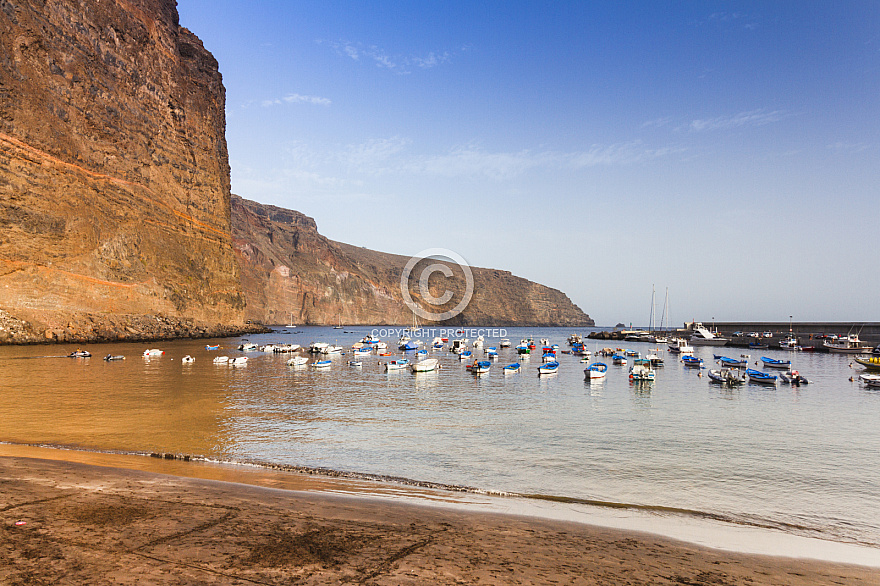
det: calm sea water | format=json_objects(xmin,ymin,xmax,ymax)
[{"xmin": 1, "ymin": 326, "xmax": 879, "ymax": 549}]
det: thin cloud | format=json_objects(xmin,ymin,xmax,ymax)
[
  {"xmin": 261, "ymin": 93, "xmax": 332, "ymax": 107},
  {"xmin": 320, "ymin": 39, "xmax": 453, "ymax": 74},
  {"xmin": 690, "ymin": 109, "xmax": 785, "ymax": 132}
]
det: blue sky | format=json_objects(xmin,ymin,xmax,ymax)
[{"xmin": 178, "ymin": 1, "xmax": 878, "ymax": 326}]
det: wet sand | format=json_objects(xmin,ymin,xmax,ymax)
[{"xmin": 1, "ymin": 454, "xmax": 878, "ymax": 585}]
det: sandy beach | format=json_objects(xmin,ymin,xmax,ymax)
[{"xmin": 1, "ymin": 453, "xmax": 877, "ymax": 585}]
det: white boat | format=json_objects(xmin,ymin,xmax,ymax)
[
  {"xmin": 181, "ymin": 355, "xmax": 194, "ymax": 364},
  {"xmin": 410, "ymin": 358, "xmax": 439, "ymax": 372},
  {"xmin": 259, "ymin": 344, "xmax": 276, "ymax": 353},
  {"xmin": 348, "ymin": 360, "xmax": 362, "ymax": 367},
  {"xmin": 472, "ymin": 335, "xmax": 484, "ymax": 349},
  {"xmin": 230, "ymin": 356, "xmax": 248, "ymax": 365},
  {"xmin": 451, "ymin": 339, "xmax": 469, "ymax": 354},
  {"xmin": 238, "ymin": 342, "xmax": 257, "ymax": 351},
  {"xmin": 584, "ymin": 362, "xmax": 607, "ymax": 379},
  {"xmin": 470, "ymin": 360, "xmax": 491, "ymax": 374},
  {"xmin": 212, "ymin": 356, "xmax": 229, "ymax": 364},
  {"xmin": 353, "ymin": 349, "xmax": 372, "ymax": 357},
  {"xmin": 375, "ymin": 342, "xmax": 387, "ymax": 350},
  {"xmin": 646, "ymin": 350, "xmax": 664, "ymax": 367},
  {"xmin": 500, "ymin": 339, "xmax": 511, "ymax": 348},
  {"xmin": 310, "ymin": 359, "xmax": 332, "ymax": 368},
  {"xmin": 667, "ymin": 338, "xmax": 694, "ymax": 354},
  {"xmin": 459, "ymin": 350, "xmax": 473, "ymax": 361},
  {"xmin": 142, "ymin": 349, "xmax": 164, "ymax": 356},
  {"xmin": 779, "ymin": 335, "xmax": 798, "ymax": 349},
  {"xmin": 688, "ymin": 322, "xmax": 729, "ymax": 346},
  {"xmin": 629, "ymin": 359, "xmax": 655, "ymax": 381},
  {"xmin": 538, "ymin": 361, "xmax": 559, "ymax": 375},
  {"xmin": 320, "ymin": 345, "xmax": 343, "ymax": 355},
  {"xmin": 287, "ymin": 356, "xmax": 309, "ymax": 366},
  {"xmin": 823, "ymin": 334, "xmax": 872, "ymax": 354},
  {"xmin": 384, "ymin": 359, "xmax": 409, "ymax": 371},
  {"xmin": 309, "ymin": 342, "xmax": 330, "ymax": 354}
]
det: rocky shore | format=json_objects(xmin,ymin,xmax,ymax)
[{"xmin": 0, "ymin": 308, "xmax": 268, "ymax": 345}]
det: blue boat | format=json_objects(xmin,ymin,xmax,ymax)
[
  {"xmin": 584, "ymin": 362, "xmax": 607, "ymax": 379},
  {"xmin": 681, "ymin": 355, "xmax": 703, "ymax": 368},
  {"xmin": 541, "ymin": 352, "xmax": 557, "ymax": 362},
  {"xmin": 459, "ymin": 350, "xmax": 472, "ymax": 360},
  {"xmin": 471, "ymin": 360, "xmax": 492, "ymax": 374},
  {"xmin": 746, "ymin": 368, "xmax": 777, "ymax": 385},
  {"xmin": 400, "ymin": 341, "xmax": 420, "ymax": 351},
  {"xmin": 502, "ymin": 363, "xmax": 521, "ymax": 373},
  {"xmin": 761, "ymin": 356, "xmax": 791, "ymax": 369},
  {"xmin": 716, "ymin": 355, "xmax": 747, "ymax": 368},
  {"xmin": 310, "ymin": 359, "xmax": 332, "ymax": 369},
  {"xmin": 538, "ymin": 361, "xmax": 559, "ymax": 374},
  {"xmin": 205, "ymin": 345, "xmax": 220, "ymax": 351}
]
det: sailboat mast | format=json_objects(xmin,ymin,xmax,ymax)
[
  {"xmin": 660, "ymin": 287, "xmax": 669, "ymax": 332},
  {"xmin": 649, "ymin": 285, "xmax": 655, "ymax": 332}
]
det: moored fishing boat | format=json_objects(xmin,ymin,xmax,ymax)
[
  {"xmin": 238, "ymin": 342, "xmax": 257, "ymax": 351},
  {"xmin": 286, "ymin": 356, "xmax": 308, "ymax": 366},
  {"xmin": 823, "ymin": 334, "xmax": 872, "ymax": 354},
  {"xmin": 502, "ymin": 362, "xmax": 521, "ymax": 374},
  {"xmin": 667, "ymin": 338, "xmax": 693, "ymax": 354},
  {"xmin": 500, "ymin": 339, "xmax": 511, "ymax": 348},
  {"xmin": 715, "ymin": 355, "xmax": 748, "ymax": 368},
  {"xmin": 746, "ymin": 368, "xmax": 777, "ymax": 385},
  {"xmin": 541, "ymin": 352, "xmax": 557, "ymax": 363},
  {"xmin": 142, "ymin": 349, "xmax": 163, "ymax": 357},
  {"xmin": 761, "ymin": 356, "xmax": 792, "ymax": 369},
  {"xmin": 708, "ymin": 368, "xmax": 747, "ymax": 385},
  {"xmin": 103, "ymin": 354, "xmax": 124, "ymax": 361},
  {"xmin": 681, "ymin": 355, "xmax": 703, "ymax": 368},
  {"xmin": 779, "ymin": 370, "xmax": 809, "ymax": 385},
  {"xmin": 384, "ymin": 358, "xmax": 409, "ymax": 371},
  {"xmin": 537, "ymin": 361, "xmax": 559, "ymax": 375},
  {"xmin": 584, "ymin": 362, "xmax": 607, "ymax": 379},
  {"xmin": 611, "ymin": 354, "xmax": 627, "ymax": 366},
  {"xmin": 348, "ymin": 360, "xmax": 363, "ymax": 367},
  {"xmin": 459, "ymin": 350, "xmax": 472, "ymax": 360},
  {"xmin": 229, "ymin": 356, "xmax": 248, "ymax": 365},
  {"xmin": 646, "ymin": 349, "xmax": 664, "ymax": 367},
  {"xmin": 470, "ymin": 360, "xmax": 491, "ymax": 374},
  {"xmin": 629, "ymin": 359, "xmax": 655, "ymax": 381},
  {"xmin": 410, "ymin": 358, "xmax": 439, "ymax": 373},
  {"xmin": 213, "ymin": 356, "xmax": 229, "ymax": 364},
  {"xmin": 310, "ymin": 359, "xmax": 331, "ymax": 368}
]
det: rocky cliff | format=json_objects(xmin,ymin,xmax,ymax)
[
  {"xmin": 0, "ymin": 0, "xmax": 252, "ymax": 342},
  {"xmin": 232, "ymin": 196, "xmax": 594, "ymax": 327}
]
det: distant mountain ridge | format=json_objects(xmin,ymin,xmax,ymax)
[{"xmin": 231, "ymin": 195, "xmax": 594, "ymax": 327}]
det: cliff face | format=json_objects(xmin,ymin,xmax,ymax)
[
  {"xmin": 0, "ymin": 0, "xmax": 246, "ymax": 341},
  {"xmin": 232, "ymin": 196, "xmax": 594, "ymax": 327}
]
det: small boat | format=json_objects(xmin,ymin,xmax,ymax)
[
  {"xmin": 584, "ymin": 362, "xmax": 607, "ymax": 379},
  {"xmin": 379, "ymin": 351, "xmax": 392, "ymax": 357},
  {"xmin": 68, "ymin": 350, "xmax": 92, "ymax": 358},
  {"xmin": 858, "ymin": 373, "xmax": 880, "ymax": 384},
  {"xmin": 500, "ymin": 339, "xmax": 512, "ymax": 348},
  {"xmin": 748, "ymin": 342, "xmax": 769, "ymax": 350},
  {"xmin": 310, "ymin": 359, "xmax": 332, "ymax": 368},
  {"xmin": 260, "ymin": 344, "xmax": 277, "ymax": 353},
  {"xmin": 611, "ymin": 354, "xmax": 627, "ymax": 365},
  {"xmin": 473, "ymin": 336, "xmax": 485, "ymax": 349},
  {"xmin": 348, "ymin": 360, "xmax": 363, "ymax": 367},
  {"xmin": 287, "ymin": 356, "xmax": 309, "ymax": 366},
  {"xmin": 384, "ymin": 359, "xmax": 409, "ymax": 371},
  {"xmin": 410, "ymin": 358, "xmax": 439, "ymax": 373},
  {"xmin": 181, "ymin": 355, "xmax": 195, "ymax": 363},
  {"xmin": 567, "ymin": 334, "xmax": 582, "ymax": 345},
  {"xmin": 238, "ymin": 342, "xmax": 258, "ymax": 351},
  {"xmin": 646, "ymin": 351, "xmax": 664, "ymax": 367},
  {"xmin": 542, "ymin": 353, "xmax": 557, "ymax": 363},
  {"xmin": 667, "ymin": 338, "xmax": 694, "ymax": 354},
  {"xmin": 708, "ymin": 368, "xmax": 747, "ymax": 385},
  {"xmin": 309, "ymin": 342, "xmax": 330, "ymax": 354},
  {"xmin": 484, "ymin": 346, "xmax": 498, "ymax": 354},
  {"xmin": 823, "ymin": 334, "xmax": 872, "ymax": 354},
  {"xmin": 320, "ymin": 345, "xmax": 344, "ymax": 355},
  {"xmin": 142, "ymin": 349, "xmax": 163, "ymax": 357},
  {"xmin": 471, "ymin": 360, "xmax": 492, "ymax": 374},
  {"xmin": 459, "ymin": 350, "xmax": 472, "ymax": 360},
  {"xmin": 416, "ymin": 349, "xmax": 428, "ymax": 357},
  {"xmin": 629, "ymin": 359, "xmax": 655, "ymax": 381},
  {"xmin": 375, "ymin": 342, "xmax": 387, "ymax": 350},
  {"xmin": 451, "ymin": 340, "xmax": 469, "ymax": 354},
  {"xmin": 103, "ymin": 354, "xmax": 124, "ymax": 361},
  {"xmin": 854, "ymin": 356, "xmax": 880, "ymax": 370},
  {"xmin": 502, "ymin": 363, "xmax": 521, "ymax": 374},
  {"xmin": 623, "ymin": 349, "xmax": 639, "ymax": 357},
  {"xmin": 229, "ymin": 356, "xmax": 248, "ymax": 365},
  {"xmin": 353, "ymin": 348, "xmax": 372, "ymax": 357},
  {"xmin": 779, "ymin": 370, "xmax": 809, "ymax": 385},
  {"xmin": 779, "ymin": 335, "xmax": 798, "ymax": 349},
  {"xmin": 516, "ymin": 344, "xmax": 531, "ymax": 355},
  {"xmin": 213, "ymin": 356, "xmax": 229, "ymax": 364},
  {"xmin": 761, "ymin": 356, "xmax": 791, "ymax": 370},
  {"xmin": 716, "ymin": 355, "xmax": 748, "ymax": 368},
  {"xmin": 538, "ymin": 361, "xmax": 559, "ymax": 375},
  {"xmin": 205, "ymin": 345, "xmax": 220, "ymax": 351},
  {"xmin": 681, "ymin": 355, "xmax": 703, "ymax": 368},
  {"xmin": 746, "ymin": 368, "xmax": 777, "ymax": 385},
  {"xmin": 400, "ymin": 340, "xmax": 421, "ymax": 351}
]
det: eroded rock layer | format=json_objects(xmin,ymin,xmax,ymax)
[
  {"xmin": 0, "ymin": 0, "xmax": 246, "ymax": 341},
  {"xmin": 232, "ymin": 196, "xmax": 594, "ymax": 327}
]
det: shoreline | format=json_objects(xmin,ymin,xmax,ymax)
[
  {"xmin": 2, "ymin": 451, "xmax": 878, "ymax": 585},
  {"xmin": 2, "ymin": 444, "xmax": 879, "ymax": 577}
]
